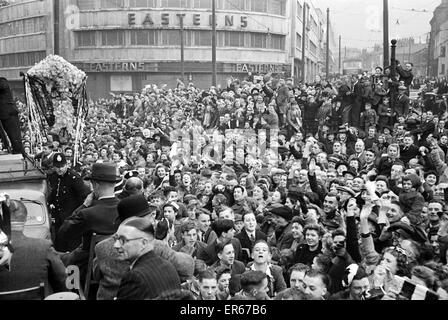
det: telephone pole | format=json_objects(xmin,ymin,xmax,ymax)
[
  {"xmin": 390, "ymin": 39, "xmax": 397, "ymax": 111},
  {"xmin": 211, "ymin": 0, "xmax": 217, "ymax": 86},
  {"xmin": 427, "ymin": 32, "xmax": 432, "ymax": 77},
  {"xmin": 53, "ymin": 0, "xmax": 60, "ymax": 55},
  {"xmin": 326, "ymin": 8, "xmax": 330, "ymax": 79},
  {"xmin": 301, "ymin": 2, "xmax": 308, "ymax": 83},
  {"xmin": 339, "ymin": 35, "xmax": 342, "ymax": 75},
  {"xmin": 180, "ymin": 16, "xmax": 185, "ymax": 82},
  {"xmin": 383, "ymin": 0, "xmax": 389, "ymax": 69}
]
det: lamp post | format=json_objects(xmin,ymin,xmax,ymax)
[
  {"xmin": 390, "ymin": 39, "xmax": 397, "ymax": 111},
  {"xmin": 211, "ymin": 0, "xmax": 217, "ymax": 86},
  {"xmin": 383, "ymin": 0, "xmax": 390, "ymax": 70}
]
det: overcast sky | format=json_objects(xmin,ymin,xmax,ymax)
[{"xmin": 313, "ymin": 0, "xmax": 441, "ymax": 50}]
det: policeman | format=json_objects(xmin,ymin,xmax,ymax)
[{"xmin": 47, "ymin": 153, "xmax": 90, "ymax": 249}]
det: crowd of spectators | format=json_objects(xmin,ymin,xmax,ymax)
[{"xmin": 2, "ymin": 61, "xmax": 448, "ymax": 300}]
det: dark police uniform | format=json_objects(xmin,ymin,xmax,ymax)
[{"xmin": 47, "ymin": 153, "xmax": 90, "ymax": 240}]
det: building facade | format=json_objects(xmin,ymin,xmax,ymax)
[
  {"xmin": 0, "ymin": 0, "xmax": 54, "ymax": 95},
  {"xmin": 429, "ymin": 0, "xmax": 448, "ymax": 78},
  {"xmin": 0, "ymin": 0, "xmax": 335, "ymax": 99},
  {"xmin": 290, "ymin": 0, "xmax": 335, "ymax": 84}
]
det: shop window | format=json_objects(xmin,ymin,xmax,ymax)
[{"xmin": 111, "ymin": 75, "xmax": 133, "ymax": 92}]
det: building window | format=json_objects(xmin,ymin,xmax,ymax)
[
  {"xmin": 160, "ymin": 30, "xmax": 180, "ymax": 45},
  {"xmin": 270, "ymin": 34, "xmax": 285, "ymax": 50},
  {"xmin": 77, "ymin": 0, "xmax": 96, "ymax": 10},
  {"xmin": 309, "ymin": 40, "xmax": 317, "ymax": 55},
  {"xmin": 310, "ymin": 16, "xmax": 318, "ymax": 33},
  {"xmin": 220, "ymin": 31, "xmax": 245, "ymax": 47},
  {"xmin": 0, "ymin": 17, "xmax": 46, "ymax": 38},
  {"xmin": 250, "ymin": 32, "xmax": 267, "ymax": 48},
  {"xmin": 101, "ymin": 30, "xmax": 125, "ymax": 46},
  {"xmin": 0, "ymin": 51, "xmax": 46, "ymax": 68},
  {"xmin": 193, "ymin": 0, "xmax": 211, "ymax": 8},
  {"xmin": 442, "ymin": 64, "xmax": 446, "ymax": 75},
  {"xmin": 221, "ymin": 0, "xmax": 245, "ymax": 10},
  {"xmin": 296, "ymin": 33, "xmax": 302, "ymax": 49},
  {"xmin": 297, "ymin": 2, "xmax": 303, "ymax": 18},
  {"xmin": 160, "ymin": 0, "xmax": 188, "ymax": 7},
  {"xmin": 100, "ymin": 0, "xmax": 124, "ymax": 8},
  {"xmin": 129, "ymin": 0, "xmax": 157, "ymax": 7},
  {"xmin": 269, "ymin": 0, "xmax": 286, "ymax": 16},
  {"xmin": 250, "ymin": 0, "xmax": 267, "ymax": 12},
  {"xmin": 441, "ymin": 46, "xmax": 446, "ymax": 58},
  {"xmin": 72, "ymin": 29, "xmax": 284, "ymax": 50},
  {"xmin": 111, "ymin": 75, "xmax": 132, "ymax": 92},
  {"xmin": 192, "ymin": 30, "xmax": 212, "ymax": 46},
  {"xmin": 76, "ymin": 31, "xmax": 97, "ymax": 47},
  {"xmin": 130, "ymin": 30, "xmax": 157, "ymax": 45}
]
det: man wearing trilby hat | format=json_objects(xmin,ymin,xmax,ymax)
[{"xmin": 56, "ymin": 162, "xmax": 121, "ymax": 284}]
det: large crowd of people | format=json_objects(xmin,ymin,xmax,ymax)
[{"xmin": 1, "ymin": 59, "xmax": 448, "ymax": 300}]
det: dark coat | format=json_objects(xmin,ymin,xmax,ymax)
[
  {"xmin": 235, "ymin": 229, "xmax": 268, "ymax": 265},
  {"xmin": 0, "ymin": 231, "xmax": 67, "ymax": 298},
  {"xmin": 396, "ymin": 94, "xmax": 410, "ymax": 117},
  {"xmin": 248, "ymin": 263, "xmax": 287, "ymax": 298},
  {"xmin": 399, "ymin": 191, "xmax": 425, "ymax": 226},
  {"xmin": 210, "ymin": 259, "xmax": 246, "ymax": 294},
  {"xmin": 328, "ymin": 251, "xmax": 354, "ymax": 294},
  {"xmin": 55, "ymin": 197, "xmax": 119, "ymax": 253},
  {"xmin": 411, "ymin": 121, "xmax": 436, "ymax": 143},
  {"xmin": 197, "ymin": 238, "xmax": 243, "ymax": 266},
  {"xmin": 116, "ymin": 251, "xmax": 181, "ymax": 300},
  {"xmin": 397, "ymin": 65, "xmax": 414, "ymax": 87},
  {"xmin": 0, "ymin": 78, "xmax": 18, "ymax": 120},
  {"xmin": 293, "ymin": 242, "xmax": 322, "ymax": 266},
  {"xmin": 0, "ymin": 202, "xmax": 11, "ymax": 240},
  {"xmin": 198, "ymin": 227, "xmax": 218, "ymax": 246},
  {"xmin": 377, "ymin": 157, "xmax": 403, "ymax": 177},
  {"xmin": 399, "ymin": 144, "xmax": 419, "ymax": 165},
  {"xmin": 47, "ymin": 169, "xmax": 90, "ymax": 227},
  {"xmin": 94, "ymin": 238, "xmax": 194, "ymax": 300}
]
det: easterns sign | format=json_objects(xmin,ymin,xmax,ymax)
[{"xmin": 128, "ymin": 12, "xmax": 248, "ymax": 29}]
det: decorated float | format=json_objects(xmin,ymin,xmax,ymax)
[{"xmin": 23, "ymin": 55, "xmax": 89, "ymax": 166}]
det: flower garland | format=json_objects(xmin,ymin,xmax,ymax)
[{"xmin": 27, "ymin": 55, "xmax": 87, "ymax": 137}]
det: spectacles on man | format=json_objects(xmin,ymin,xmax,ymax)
[
  {"xmin": 113, "ymin": 234, "xmax": 144, "ymax": 246},
  {"xmin": 388, "ymin": 246, "xmax": 408, "ymax": 257}
]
